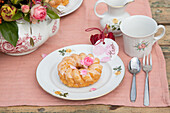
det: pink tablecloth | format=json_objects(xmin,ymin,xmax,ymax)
[{"xmin": 0, "ymin": 0, "xmax": 169, "ymax": 107}]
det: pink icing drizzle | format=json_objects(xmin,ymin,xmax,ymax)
[{"xmin": 70, "ymin": 65, "xmax": 77, "ymax": 69}]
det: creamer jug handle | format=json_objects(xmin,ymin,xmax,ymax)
[{"xmin": 94, "ymin": 0, "xmax": 107, "ymax": 18}]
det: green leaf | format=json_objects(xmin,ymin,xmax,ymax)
[
  {"xmin": 23, "ymin": 14, "xmax": 30, "ymax": 22},
  {"xmin": 30, "ymin": 37, "xmax": 34, "ymax": 47},
  {"xmin": 113, "ymin": 68, "xmax": 117, "ymax": 70},
  {"xmin": 0, "ymin": 21, "xmax": 19, "ymax": 47},
  {"xmin": 118, "ymin": 66, "xmax": 121, "ymax": 69},
  {"xmin": 12, "ymin": 11, "xmax": 23, "ymax": 20},
  {"xmin": 47, "ymin": 8, "xmax": 60, "ymax": 19},
  {"xmin": 63, "ymin": 93, "xmax": 68, "ymax": 97}
]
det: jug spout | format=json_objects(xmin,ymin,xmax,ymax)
[
  {"xmin": 126, "ymin": 0, "xmax": 134, "ymax": 4},
  {"xmin": 121, "ymin": 0, "xmax": 134, "ymax": 7}
]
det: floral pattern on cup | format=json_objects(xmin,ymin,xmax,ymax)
[
  {"xmin": 113, "ymin": 66, "xmax": 122, "ymax": 75},
  {"xmin": 134, "ymin": 41, "xmax": 149, "ymax": 51}
]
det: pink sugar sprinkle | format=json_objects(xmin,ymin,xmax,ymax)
[
  {"xmin": 41, "ymin": 54, "xmax": 47, "ymax": 58},
  {"xmin": 90, "ymin": 88, "xmax": 96, "ymax": 92}
]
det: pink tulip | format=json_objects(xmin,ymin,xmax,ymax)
[
  {"xmin": 31, "ymin": 4, "xmax": 47, "ymax": 21},
  {"xmin": 21, "ymin": 5, "xmax": 30, "ymax": 13}
]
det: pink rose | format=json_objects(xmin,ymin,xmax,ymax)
[
  {"xmin": 81, "ymin": 57, "xmax": 94, "ymax": 66},
  {"xmin": 31, "ymin": 4, "xmax": 47, "ymax": 21},
  {"xmin": 21, "ymin": 5, "xmax": 30, "ymax": 13}
]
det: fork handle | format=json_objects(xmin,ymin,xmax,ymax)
[
  {"xmin": 130, "ymin": 74, "xmax": 136, "ymax": 102},
  {"xmin": 144, "ymin": 72, "xmax": 149, "ymax": 106}
]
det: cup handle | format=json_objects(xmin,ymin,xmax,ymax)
[
  {"xmin": 94, "ymin": 0, "xmax": 107, "ymax": 18},
  {"xmin": 153, "ymin": 25, "xmax": 165, "ymax": 44}
]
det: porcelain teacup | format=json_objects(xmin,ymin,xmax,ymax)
[{"xmin": 120, "ymin": 15, "xmax": 165, "ymax": 58}]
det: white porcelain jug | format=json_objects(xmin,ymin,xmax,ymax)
[
  {"xmin": 94, "ymin": 0, "xmax": 134, "ymax": 37},
  {"xmin": 0, "ymin": 18, "xmax": 60, "ymax": 56}
]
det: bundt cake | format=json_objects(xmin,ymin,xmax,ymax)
[{"xmin": 57, "ymin": 53, "xmax": 103, "ymax": 87}]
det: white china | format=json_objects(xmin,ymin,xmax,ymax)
[
  {"xmin": 59, "ymin": 0, "xmax": 83, "ymax": 17},
  {"xmin": 120, "ymin": 15, "xmax": 165, "ymax": 58},
  {"xmin": 94, "ymin": 0, "xmax": 134, "ymax": 37},
  {"xmin": 0, "ymin": 18, "xmax": 60, "ymax": 56},
  {"xmin": 36, "ymin": 44, "xmax": 125, "ymax": 100}
]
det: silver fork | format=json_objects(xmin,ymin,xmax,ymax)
[{"xmin": 143, "ymin": 54, "xmax": 152, "ymax": 106}]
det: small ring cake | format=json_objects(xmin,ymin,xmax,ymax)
[{"xmin": 57, "ymin": 53, "xmax": 103, "ymax": 87}]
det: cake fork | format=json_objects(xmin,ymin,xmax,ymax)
[{"xmin": 143, "ymin": 54, "xmax": 152, "ymax": 106}]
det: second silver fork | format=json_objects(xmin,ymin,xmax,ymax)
[{"xmin": 143, "ymin": 54, "xmax": 152, "ymax": 106}]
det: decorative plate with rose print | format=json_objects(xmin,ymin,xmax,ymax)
[{"xmin": 36, "ymin": 44, "xmax": 125, "ymax": 100}]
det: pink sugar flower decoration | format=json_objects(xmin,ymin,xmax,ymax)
[
  {"xmin": 81, "ymin": 57, "xmax": 94, "ymax": 66},
  {"xmin": 90, "ymin": 88, "xmax": 96, "ymax": 92},
  {"xmin": 41, "ymin": 53, "xmax": 47, "ymax": 58},
  {"xmin": 80, "ymin": 69, "xmax": 87, "ymax": 75}
]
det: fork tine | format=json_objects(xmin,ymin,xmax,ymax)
[
  {"xmin": 146, "ymin": 55, "xmax": 149, "ymax": 65},
  {"xmin": 150, "ymin": 54, "xmax": 152, "ymax": 66},
  {"xmin": 143, "ymin": 54, "xmax": 145, "ymax": 66}
]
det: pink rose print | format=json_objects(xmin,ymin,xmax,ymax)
[
  {"xmin": 138, "ymin": 45, "xmax": 142, "ymax": 49},
  {"xmin": 141, "ymin": 43, "xmax": 146, "ymax": 48},
  {"xmin": 135, "ymin": 41, "xmax": 149, "ymax": 51},
  {"xmin": 81, "ymin": 57, "xmax": 94, "ymax": 66}
]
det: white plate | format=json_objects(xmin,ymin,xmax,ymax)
[
  {"xmin": 59, "ymin": 0, "xmax": 83, "ymax": 17},
  {"xmin": 36, "ymin": 44, "xmax": 125, "ymax": 100}
]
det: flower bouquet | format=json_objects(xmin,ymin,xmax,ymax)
[{"xmin": 0, "ymin": 0, "xmax": 60, "ymax": 47}]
